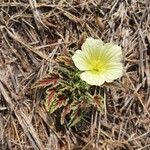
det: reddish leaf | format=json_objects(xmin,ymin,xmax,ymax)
[
  {"xmin": 61, "ymin": 104, "xmax": 72, "ymax": 124},
  {"xmin": 81, "ymin": 101, "xmax": 89, "ymax": 109},
  {"xmin": 45, "ymin": 90, "xmax": 55, "ymax": 111},
  {"xmin": 50, "ymin": 96, "xmax": 68, "ymax": 113},
  {"xmin": 33, "ymin": 74, "xmax": 59, "ymax": 88},
  {"xmin": 69, "ymin": 107, "xmax": 82, "ymax": 127},
  {"xmin": 71, "ymin": 101, "xmax": 81, "ymax": 110},
  {"xmin": 56, "ymin": 96, "xmax": 67, "ymax": 107},
  {"xmin": 71, "ymin": 100, "xmax": 88, "ymax": 110}
]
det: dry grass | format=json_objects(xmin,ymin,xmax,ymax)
[{"xmin": 0, "ymin": 0, "xmax": 150, "ymax": 149}]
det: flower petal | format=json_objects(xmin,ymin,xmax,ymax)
[
  {"xmin": 82, "ymin": 37, "xmax": 103, "ymax": 51},
  {"xmin": 80, "ymin": 63, "xmax": 123, "ymax": 85},
  {"xmin": 81, "ymin": 37, "xmax": 104, "ymax": 60},
  {"xmin": 104, "ymin": 63, "xmax": 123, "ymax": 82},
  {"xmin": 80, "ymin": 71, "xmax": 105, "ymax": 86},
  {"xmin": 103, "ymin": 43, "xmax": 122, "ymax": 62},
  {"xmin": 72, "ymin": 50, "xmax": 89, "ymax": 71},
  {"xmin": 72, "ymin": 37, "xmax": 123, "ymax": 86}
]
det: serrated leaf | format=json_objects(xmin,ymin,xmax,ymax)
[
  {"xmin": 67, "ymin": 100, "xmax": 89, "ymax": 126},
  {"xmin": 49, "ymin": 96, "xmax": 68, "ymax": 113},
  {"xmin": 70, "ymin": 101, "xmax": 81, "ymax": 110},
  {"xmin": 68, "ymin": 107, "xmax": 82, "ymax": 127},
  {"xmin": 33, "ymin": 74, "xmax": 59, "ymax": 88},
  {"xmin": 45, "ymin": 89, "xmax": 55, "ymax": 111},
  {"xmin": 93, "ymin": 95, "xmax": 104, "ymax": 111},
  {"xmin": 61, "ymin": 104, "xmax": 72, "ymax": 124},
  {"xmin": 71, "ymin": 100, "xmax": 88, "ymax": 110}
]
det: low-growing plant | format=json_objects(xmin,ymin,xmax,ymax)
[
  {"xmin": 33, "ymin": 54, "xmax": 104, "ymax": 126},
  {"xmin": 33, "ymin": 37, "xmax": 123, "ymax": 126}
]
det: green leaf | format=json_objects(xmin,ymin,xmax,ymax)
[
  {"xmin": 71, "ymin": 100, "xmax": 88, "ymax": 110},
  {"xmin": 68, "ymin": 108, "xmax": 82, "ymax": 127},
  {"xmin": 61, "ymin": 104, "xmax": 72, "ymax": 124},
  {"xmin": 45, "ymin": 89, "xmax": 55, "ymax": 111},
  {"xmin": 49, "ymin": 95, "xmax": 68, "ymax": 113},
  {"xmin": 68, "ymin": 100, "xmax": 88, "ymax": 126}
]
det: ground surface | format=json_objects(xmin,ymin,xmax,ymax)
[{"xmin": 0, "ymin": 0, "xmax": 150, "ymax": 150}]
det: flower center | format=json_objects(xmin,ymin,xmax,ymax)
[{"xmin": 90, "ymin": 60, "xmax": 105, "ymax": 72}]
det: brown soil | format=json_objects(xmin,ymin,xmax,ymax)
[{"xmin": 0, "ymin": 0, "xmax": 150, "ymax": 150}]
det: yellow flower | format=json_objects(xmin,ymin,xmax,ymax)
[{"xmin": 72, "ymin": 37, "xmax": 123, "ymax": 86}]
